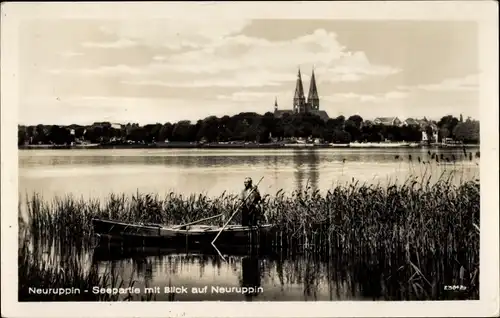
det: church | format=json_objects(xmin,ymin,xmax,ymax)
[{"xmin": 273, "ymin": 68, "xmax": 330, "ymax": 121}]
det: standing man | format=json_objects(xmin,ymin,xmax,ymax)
[{"xmin": 240, "ymin": 177, "xmax": 262, "ymax": 227}]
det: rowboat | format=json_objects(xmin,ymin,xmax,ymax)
[{"xmin": 91, "ymin": 218, "xmax": 276, "ymax": 247}]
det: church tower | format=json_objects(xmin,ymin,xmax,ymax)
[
  {"xmin": 307, "ymin": 68, "xmax": 320, "ymax": 111},
  {"xmin": 293, "ymin": 68, "xmax": 307, "ymax": 113},
  {"xmin": 274, "ymin": 96, "xmax": 278, "ymax": 111}
]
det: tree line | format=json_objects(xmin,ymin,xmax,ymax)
[{"xmin": 18, "ymin": 112, "xmax": 480, "ymax": 146}]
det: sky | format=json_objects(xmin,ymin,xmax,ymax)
[{"xmin": 18, "ymin": 18, "xmax": 480, "ymax": 125}]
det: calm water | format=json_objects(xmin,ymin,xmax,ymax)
[
  {"xmin": 19, "ymin": 148, "xmax": 479, "ymax": 301},
  {"xmin": 19, "ymin": 147, "xmax": 479, "ymax": 200},
  {"xmin": 87, "ymin": 248, "xmax": 389, "ymax": 301}
]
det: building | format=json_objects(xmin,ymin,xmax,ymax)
[
  {"xmin": 400, "ymin": 118, "xmax": 419, "ymax": 126},
  {"xmin": 416, "ymin": 118, "xmax": 439, "ymax": 142},
  {"xmin": 273, "ymin": 68, "xmax": 329, "ymax": 121},
  {"xmin": 373, "ymin": 117, "xmax": 402, "ymax": 126}
]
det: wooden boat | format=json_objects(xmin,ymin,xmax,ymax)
[{"xmin": 91, "ymin": 218, "xmax": 276, "ymax": 247}]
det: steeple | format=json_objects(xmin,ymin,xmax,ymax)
[
  {"xmin": 293, "ymin": 68, "xmax": 306, "ymax": 113},
  {"xmin": 274, "ymin": 96, "xmax": 278, "ymax": 111},
  {"xmin": 307, "ymin": 68, "xmax": 319, "ymax": 110}
]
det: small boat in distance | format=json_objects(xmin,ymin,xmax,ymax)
[{"xmin": 91, "ymin": 218, "xmax": 276, "ymax": 248}]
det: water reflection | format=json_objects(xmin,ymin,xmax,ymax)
[
  {"xmin": 19, "ymin": 148, "xmax": 480, "ymax": 200},
  {"xmin": 19, "ymin": 148, "xmax": 479, "ymax": 167},
  {"xmin": 20, "ymin": 232, "xmax": 477, "ymax": 302},
  {"xmin": 240, "ymin": 254, "xmax": 262, "ymax": 301},
  {"xmin": 87, "ymin": 245, "xmax": 398, "ymax": 301},
  {"xmin": 292, "ymin": 149, "xmax": 319, "ymax": 193}
]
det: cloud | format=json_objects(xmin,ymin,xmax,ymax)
[
  {"xmin": 216, "ymin": 91, "xmax": 279, "ymax": 102},
  {"xmin": 121, "ymin": 70, "xmax": 293, "ymax": 88},
  {"xmin": 213, "ymin": 88, "xmax": 409, "ymax": 115},
  {"xmin": 49, "ymin": 65, "xmax": 144, "ymax": 76},
  {"xmin": 122, "ymin": 79, "xmax": 283, "ymax": 88},
  {"xmin": 154, "ymin": 29, "xmax": 400, "ymax": 80},
  {"xmin": 52, "ymin": 28, "xmax": 400, "ymax": 90},
  {"xmin": 419, "ymin": 74, "xmax": 479, "ymax": 91},
  {"xmin": 399, "ymin": 74, "xmax": 479, "ymax": 92},
  {"xmin": 19, "ymin": 95, "xmax": 266, "ymax": 125},
  {"xmin": 20, "ymin": 20, "xmax": 481, "ymax": 126},
  {"xmin": 95, "ymin": 19, "xmax": 251, "ymax": 50},
  {"xmin": 82, "ymin": 39, "xmax": 200, "ymax": 51},
  {"xmin": 82, "ymin": 38, "xmax": 138, "ymax": 49},
  {"xmin": 323, "ymin": 90, "xmax": 409, "ymax": 104},
  {"xmin": 385, "ymin": 91, "xmax": 408, "ymax": 99},
  {"xmin": 152, "ymin": 56, "xmax": 167, "ymax": 61},
  {"xmin": 59, "ymin": 51, "xmax": 84, "ymax": 58}
]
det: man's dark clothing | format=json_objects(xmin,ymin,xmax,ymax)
[{"xmin": 240, "ymin": 186, "xmax": 261, "ymax": 227}]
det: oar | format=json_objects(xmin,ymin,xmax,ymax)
[
  {"xmin": 172, "ymin": 213, "xmax": 223, "ymax": 229},
  {"xmin": 211, "ymin": 176, "xmax": 264, "ymax": 254}
]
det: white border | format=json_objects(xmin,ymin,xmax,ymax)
[{"xmin": 1, "ymin": 1, "xmax": 499, "ymax": 317}]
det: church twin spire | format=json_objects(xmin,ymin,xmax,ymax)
[
  {"xmin": 308, "ymin": 69, "xmax": 319, "ymax": 99},
  {"xmin": 273, "ymin": 67, "xmax": 328, "ymax": 120},
  {"xmin": 307, "ymin": 68, "xmax": 319, "ymax": 110},
  {"xmin": 293, "ymin": 68, "xmax": 306, "ymax": 104},
  {"xmin": 293, "ymin": 67, "xmax": 319, "ymax": 113}
]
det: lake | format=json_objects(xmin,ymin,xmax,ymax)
[
  {"xmin": 18, "ymin": 147, "xmax": 480, "ymax": 301},
  {"xmin": 18, "ymin": 147, "xmax": 479, "ymax": 201},
  {"xmin": 87, "ymin": 247, "xmax": 392, "ymax": 301}
]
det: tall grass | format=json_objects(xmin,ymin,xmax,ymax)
[
  {"xmin": 18, "ymin": 231, "xmax": 133, "ymax": 301},
  {"xmin": 22, "ymin": 174, "xmax": 479, "ymax": 249},
  {"xmin": 19, "ymin": 155, "xmax": 480, "ymax": 300}
]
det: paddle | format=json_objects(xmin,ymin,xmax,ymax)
[{"xmin": 211, "ymin": 176, "xmax": 264, "ymax": 261}]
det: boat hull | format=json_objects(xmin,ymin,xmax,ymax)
[{"xmin": 92, "ymin": 218, "xmax": 276, "ymax": 247}]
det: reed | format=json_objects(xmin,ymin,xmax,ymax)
[
  {"xmin": 19, "ymin": 163, "xmax": 480, "ymax": 300},
  {"xmin": 21, "ymin": 174, "xmax": 479, "ymax": 250},
  {"xmin": 18, "ymin": 233, "xmax": 134, "ymax": 301}
]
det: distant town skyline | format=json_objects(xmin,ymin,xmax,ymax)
[{"xmin": 19, "ymin": 18, "xmax": 479, "ymax": 125}]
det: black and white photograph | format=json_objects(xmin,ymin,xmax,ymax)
[{"xmin": 1, "ymin": 1, "xmax": 498, "ymax": 317}]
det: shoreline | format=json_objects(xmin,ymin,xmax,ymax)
[{"xmin": 18, "ymin": 142, "xmax": 480, "ymax": 150}]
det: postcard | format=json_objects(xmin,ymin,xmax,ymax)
[{"xmin": 1, "ymin": 1, "xmax": 498, "ymax": 317}]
